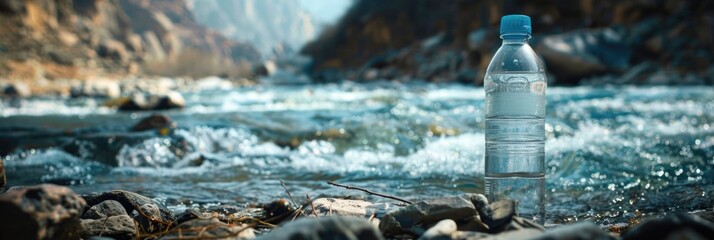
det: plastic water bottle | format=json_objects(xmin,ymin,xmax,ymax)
[{"xmin": 484, "ymin": 15, "xmax": 546, "ymax": 224}]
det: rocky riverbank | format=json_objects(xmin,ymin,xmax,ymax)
[
  {"xmin": 0, "ymin": 180, "xmax": 712, "ymax": 240},
  {"xmin": 302, "ymin": 0, "xmax": 714, "ymax": 85}
]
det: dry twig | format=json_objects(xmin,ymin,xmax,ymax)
[
  {"xmin": 326, "ymin": 181, "xmax": 413, "ymax": 204},
  {"xmin": 306, "ymin": 194, "xmax": 320, "ymax": 218}
]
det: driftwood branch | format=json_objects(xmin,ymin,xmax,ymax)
[{"xmin": 326, "ymin": 181, "xmax": 413, "ymax": 204}]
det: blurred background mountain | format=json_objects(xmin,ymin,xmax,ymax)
[{"xmin": 0, "ymin": 0, "xmax": 712, "ymax": 87}]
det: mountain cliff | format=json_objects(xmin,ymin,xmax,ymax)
[
  {"xmin": 0, "ymin": 0, "xmax": 260, "ymax": 82},
  {"xmin": 189, "ymin": 0, "xmax": 316, "ymax": 55}
]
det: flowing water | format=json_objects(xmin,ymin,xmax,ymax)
[{"xmin": 1, "ymin": 82, "xmax": 713, "ymax": 226}]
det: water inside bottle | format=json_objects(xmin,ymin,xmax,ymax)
[{"xmin": 484, "ymin": 72, "xmax": 546, "ymax": 224}]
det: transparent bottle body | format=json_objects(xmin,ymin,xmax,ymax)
[{"xmin": 484, "ymin": 35, "xmax": 546, "ymax": 224}]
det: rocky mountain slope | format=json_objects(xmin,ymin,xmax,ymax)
[
  {"xmin": 189, "ymin": 0, "xmax": 316, "ymax": 55},
  {"xmin": 302, "ymin": 0, "xmax": 714, "ymax": 85},
  {"xmin": 0, "ymin": 0, "xmax": 260, "ymax": 86}
]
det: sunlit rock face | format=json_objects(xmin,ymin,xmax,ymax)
[{"xmin": 188, "ymin": 0, "xmax": 316, "ymax": 55}]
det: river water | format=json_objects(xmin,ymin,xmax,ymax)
[{"xmin": 1, "ymin": 82, "xmax": 712, "ymax": 226}]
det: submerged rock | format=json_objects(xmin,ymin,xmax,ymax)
[
  {"xmin": 0, "ymin": 159, "xmax": 5, "ymax": 192},
  {"xmin": 622, "ymin": 213, "xmax": 714, "ymax": 240},
  {"xmin": 160, "ymin": 218, "xmax": 255, "ymax": 240},
  {"xmin": 81, "ymin": 200, "xmax": 127, "ymax": 220},
  {"xmin": 259, "ymin": 216, "xmax": 383, "ymax": 240},
  {"xmin": 80, "ymin": 215, "xmax": 136, "ymax": 240},
  {"xmin": 81, "ymin": 190, "xmax": 175, "ymax": 234},
  {"xmin": 379, "ymin": 194, "xmax": 489, "ymax": 237},
  {"xmin": 130, "ymin": 114, "xmax": 176, "ymax": 132},
  {"xmin": 0, "ymin": 184, "xmax": 86, "ymax": 239}
]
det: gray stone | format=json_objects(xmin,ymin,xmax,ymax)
[
  {"xmin": 379, "ymin": 194, "xmax": 488, "ymax": 237},
  {"xmin": 419, "ymin": 219, "xmax": 457, "ymax": 240},
  {"xmin": 82, "ymin": 200, "xmax": 128, "ymax": 220},
  {"xmin": 70, "ymin": 81, "xmax": 121, "ymax": 98},
  {"xmin": 307, "ymin": 198, "xmax": 373, "ymax": 217},
  {"xmin": 80, "ymin": 215, "xmax": 136, "ymax": 240},
  {"xmin": 259, "ymin": 216, "xmax": 383, "ymax": 240},
  {"xmin": 81, "ymin": 190, "xmax": 175, "ymax": 234},
  {"xmin": 622, "ymin": 213, "xmax": 714, "ymax": 240},
  {"xmin": 536, "ymin": 28, "xmax": 631, "ymax": 83},
  {"xmin": 0, "ymin": 184, "xmax": 86, "ymax": 239},
  {"xmin": 160, "ymin": 218, "xmax": 255, "ymax": 240},
  {"xmin": 531, "ymin": 222, "xmax": 612, "ymax": 240}
]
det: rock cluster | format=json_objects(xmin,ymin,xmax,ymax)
[{"xmin": 0, "ymin": 183, "xmax": 712, "ymax": 239}]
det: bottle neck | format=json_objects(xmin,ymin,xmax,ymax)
[{"xmin": 500, "ymin": 33, "xmax": 530, "ymax": 44}]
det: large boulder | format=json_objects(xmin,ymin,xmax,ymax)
[
  {"xmin": 70, "ymin": 81, "xmax": 121, "ymax": 98},
  {"xmin": 81, "ymin": 190, "xmax": 175, "ymax": 234},
  {"xmin": 536, "ymin": 28, "xmax": 631, "ymax": 83},
  {"xmin": 259, "ymin": 216, "xmax": 384, "ymax": 240},
  {"xmin": 0, "ymin": 184, "xmax": 86, "ymax": 239}
]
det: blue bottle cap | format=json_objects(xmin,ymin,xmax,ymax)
[{"xmin": 500, "ymin": 15, "xmax": 531, "ymax": 35}]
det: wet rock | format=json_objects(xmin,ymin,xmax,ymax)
[
  {"xmin": 80, "ymin": 215, "xmax": 136, "ymax": 240},
  {"xmin": 70, "ymin": 81, "xmax": 121, "ymax": 98},
  {"xmin": 161, "ymin": 218, "xmax": 255, "ymax": 240},
  {"xmin": 379, "ymin": 194, "xmax": 488, "ymax": 237},
  {"xmin": 504, "ymin": 216, "xmax": 546, "ymax": 232},
  {"xmin": 622, "ymin": 213, "xmax": 714, "ymax": 240},
  {"xmin": 82, "ymin": 200, "xmax": 127, "ymax": 220},
  {"xmin": 531, "ymin": 222, "xmax": 613, "ymax": 240},
  {"xmin": 307, "ymin": 198, "xmax": 373, "ymax": 217},
  {"xmin": 62, "ymin": 132, "xmax": 156, "ymax": 166},
  {"xmin": 259, "ymin": 216, "xmax": 383, "ymax": 240},
  {"xmin": 82, "ymin": 190, "xmax": 175, "ymax": 234},
  {"xmin": 130, "ymin": 114, "xmax": 176, "ymax": 132},
  {"xmin": 263, "ymin": 199, "xmax": 294, "ymax": 222},
  {"xmin": 0, "ymin": 184, "xmax": 86, "ymax": 239},
  {"xmin": 535, "ymin": 28, "xmax": 631, "ymax": 83},
  {"xmin": 2, "ymin": 82, "xmax": 31, "ymax": 97},
  {"xmin": 116, "ymin": 91, "xmax": 186, "ymax": 111},
  {"xmin": 173, "ymin": 209, "xmax": 202, "ymax": 226},
  {"xmin": 483, "ymin": 200, "xmax": 516, "ymax": 232},
  {"xmin": 419, "ymin": 219, "xmax": 457, "ymax": 240},
  {"xmin": 0, "ymin": 159, "xmax": 5, "ymax": 192}
]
